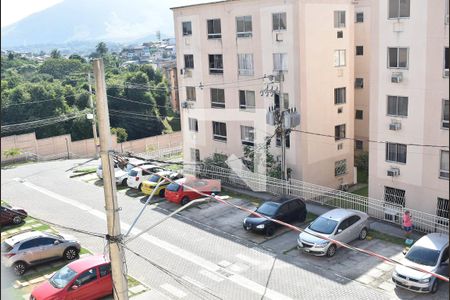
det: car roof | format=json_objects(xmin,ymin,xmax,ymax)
[
  {"xmin": 270, "ymin": 195, "xmax": 303, "ymax": 204},
  {"xmin": 172, "ymin": 178, "xmax": 186, "ymax": 185},
  {"xmin": 132, "ymin": 164, "xmax": 158, "ymax": 171},
  {"xmin": 156, "ymin": 170, "xmax": 176, "ymax": 176},
  {"xmin": 67, "ymin": 255, "xmax": 110, "ymax": 273},
  {"xmin": 260, "ymin": 201, "xmax": 281, "ymax": 207},
  {"xmin": 127, "ymin": 158, "xmax": 146, "ymax": 165},
  {"xmin": 319, "ymin": 208, "xmax": 362, "ymax": 221},
  {"xmin": 413, "ymin": 233, "xmax": 449, "ymax": 251},
  {"xmin": 5, "ymin": 231, "xmax": 46, "ymax": 245}
]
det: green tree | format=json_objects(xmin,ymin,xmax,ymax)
[
  {"xmin": 39, "ymin": 58, "xmax": 85, "ymax": 80},
  {"xmin": 68, "ymin": 54, "xmax": 86, "ymax": 63},
  {"xmin": 96, "ymin": 42, "xmax": 108, "ymax": 57},
  {"xmin": 153, "ymin": 82, "xmax": 168, "ymax": 116},
  {"xmin": 111, "ymin": 127, "xmax": 128, "ymax": 143},
  {"xmin": 50, "ymin": 49, "xmax": 61, "ymax": 59},
  {"xmin": 7, "ymin": 52, "xmax": 14, "ymax": 60}
]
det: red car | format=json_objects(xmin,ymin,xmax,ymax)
[
  {"xmin": 0, "ymin": 204, "xmax": 27, "ymax": 226},
  {"xmin": 30, "ymin": 255, "xmax": 112, "ymax": 300},
  {"xmin": 165, "ymin": 177, "xmax": 221, "ymax": 205}
]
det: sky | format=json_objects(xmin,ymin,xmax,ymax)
[{"xmin": 0, "ymin": 0, "xmax": 217, "ymax": 28}]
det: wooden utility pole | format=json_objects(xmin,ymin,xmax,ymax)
[
  {"xmin": 88, "ymin": 73, "xmax": 100, "ymax": 158},
  {"xmin": 92, "ymin": 58, "xmax": 129, "ymax": 300}
]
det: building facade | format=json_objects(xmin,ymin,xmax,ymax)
[
  {"xmin": 368, "ymin": 0, "xmax": 449, "ymax": 217},
  {"xmin": 172, "ymin": 0, "xmax": 356, "ymax": 189}
]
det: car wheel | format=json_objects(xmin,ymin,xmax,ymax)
[
  {"xmin": 326, "ymin": 244, "xmax": 337, "ymax": 257},
  {"xmin": 359, "ymin": 227, "xmax": 368, "ymax": 240},
  {"xmin": 159, "ymin": 189, "xmax": 165, "ymax": 197},
  {"xmin": 12, "ymin": 216, "xmax": 22, "ymax": 225},
  {"xmin": 63, "ymin": 247, "xmax": 79, "ymax": 261},
  {"xmin": 181, "ymin": 197, "xmax": 189, "ymax": 206},
  {"xmin": 13, "ymin": 261, "xmax": 27, "ymax": 276},
  {"xmin": 430, "ymin": 279, "xmax": 439, "ymax": 294},
  {"xmin": 265, "ymin": 226, "xmax": 275, "ymax": 237},
  {"xmin": 121, "ymin": 179, "xmax": 127, "ymax": 186}
]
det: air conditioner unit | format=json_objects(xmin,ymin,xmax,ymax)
[
  {"xmin": 387, "ymin": 167, "xmax": 400, "ymax": 177},
  {"xmin": 276, "ymin": 33, "xmax": 283, "ymax": 42},
  {"xmin": 181, "ymin": 101, "xmax": 189, "ymax": 109},
  {"xmin": 389, "ymin": 120, "xmax": 401, "ymax": 131},
  {"xmin": 339, "ymin": 183, "xmax": 349, "ymax": 191},
  {"xmin": 391, "ymin": 72, "xmax": 403, "ymax": 83},
  {"xmin": 444, "ymin": 69, "xmax": 449, "ymax": 77}
]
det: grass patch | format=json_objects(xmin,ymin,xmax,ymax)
[
  {"xmin": 351, "ymin": 186, "xmax": 368, "ymax": 197},
  {"xmin": 127, "ymin": 275, "xmax": 140, "ymax": 287},
  {"xmin": 73, "ymin": 167, "xmax": 97, "ymax": 173},
  {"xmin": 305, "ymin": 212, "xmax": 318, "ymax": 223},
  {"xmin": 357, "ymin": 169, "xmax": 368, "ymax": 184},
  {"xmin": 221, "ymin": 187, "xmax": 263, "ymax": 206},
  {"xmin": 326, "ymin": 197, "xmax": 368, "ymax": 212},
  {"xmin": 368, "ymin": 229, "xmax": 405, "ymax": 246},
  {"xmin": 79, "ymin": 248, "xmax": 91, "ymax": 255}
]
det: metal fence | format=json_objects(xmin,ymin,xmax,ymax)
[
  {"xmin": 184, "ymin": 164, "xmax": 449, "ymax": 235},
  {"xmin": 134, "ymin": 146, "xmax": 183, "ymax": 161}
]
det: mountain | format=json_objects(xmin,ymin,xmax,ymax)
[{"xmin": 1, "ymin": 0, "xmax": 182, "ymax": 49}]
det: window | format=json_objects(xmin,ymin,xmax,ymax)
[
  {"xmin": 334, "ymin": 11, "xmax": 346, "ymax": 28},
  {"xmin": 182, "ymin": 21, "xmax": 192, "ymax": 36},
  {"xmin": 209, "ymin": 54, "xmax": 223, "ymax": 74},
  {"xmin": 212, "ymin": 121, "xmax": 227, "ymax": 142},
  {"xmin": 387, "ymin": 96, "xmax": 408, "ymax": 117},
  {"xmin": 238, "ymin": 54, "xmax": 254, "ymax": 76},
  {"xmin": 239, "ymin": 90, "xmax": 256, "ymax": 110},
  {"xmin": 207, "ymin": 19, "xmax": 221, "ymax": 39},
  {"xmin": 355, "ymin": 140, "xmax": 363, "ymax": 150},
  {"xmin": 442, "ymin": 99, "xmax": 449, "ymax": 129},
  {"xmin": 190, "ymin": 148, "xmax": 200, "ymax": 162},
  {"xmin": 236, "ymin": 16, "xmax": 252, "ymax": 37},
  {"xmin": 348, "ymin": 215, "xmax": 361, "ymax": 227},
  {"xmin": 444, "ymin": 47, "xmax": 449, "ymax": 77},
  {"xmin": 388, "ymin": 0, "xmax": 410, "ymax": 19},
  {"xmin": 188, "ymin": 118, "xmax": 198, "ymax": 132},
  {"xmin": 334, "ymin": 124, "xmax": 346, "ymax": 140},
  {"xmin": 334, "ymin": 50, "xmax": 346, "ymax": 67},
  {"xmin": 334, "ymin": 87, "xmax": 346, "ymax": 104},
  {"xmin": 337, "ymin": 107, "xmax": 343, "ymax": 114},
  {"xmin": 186, "ymin": 86, "xmax": 196, "ymax": 101},
  {"xmin": 272, "ymin": 12, "xmax": 287, "ymax": 30},
  {"xmin": 76, "ymin": 268, "xmax": 98, "ymax": 286},
  {"xmin": 437, "ymin": 197, "xmax": 449, "ymax": 219},
  {"xmin": 273, "ymin": 53, "xmax": 288, "ymax": 71},
  {"xmin": 335, "ymin": 159, "xmax": 347, "ymax": 176},
  {"xmin": 337, "ymin": 31, "xmax": 343, "ymax": 38},
  {"xmin": 355, "ymin": 78, "xmax": 364, "ymax": 88},
  {"xmin": 356, "ymin": 46, "xmax": 364, "ymax": 56},
  {"xmin": 184, "ymin": 55, "xmax": 194, "ymax": 69},
  {"xmin": 241, "ymin": 126, "xmax": 255, "ymax": 146},
  {"xmin": 211, "ymin": 88, "xmax": 225, "ymax": 108},
  {"xmin": 440, "ymin": 150, "xmax": 449, "ymax": 179},
  {"xmin": 384, "ymin": 186, "xmax": 406, "ymax": 206},
  {"xmin": 355, "ymin": 110, "xmax": 363, "ymax": 120},
  {"xmin": 388, "ymin": 48, "xmax": 408, "ymax": 69},
  {"xmin": 356, "ymin": 12, "xmax": 364, "ymax": 23},
  {"xmin": 99, "ymin": 264, "xmax": 111, "ymax": 278},
  {"xmin": 276, "ymin": 132, "xmax": 290, "ymax": 148},
  {"xmin": 386, "ymin": 143, "xmax": 407, "ymax": 163}
]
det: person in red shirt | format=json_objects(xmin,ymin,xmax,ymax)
[{"xmin": 402, "ymin": 210, "xmax": 413, "ymax": 237}]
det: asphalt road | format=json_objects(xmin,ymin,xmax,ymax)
[{"xmin": 0, "ymin": 160, "xmax": 445, "ymax": 299}]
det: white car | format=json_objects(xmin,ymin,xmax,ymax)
[
  {"xmin": 96, "ymin": 162, "xmax": 122, "ymax": 181},
  {"xmin": 96, "ymin": 158, "xmax": 147, "ymax": 186},
  {"xmin": 127, "ymin": 164, "xmax": 164, "ymax": 190},
  {"xmin": 297, "ymin": 208, "xmax": 369, "ymax": 257},
  {"xmin": 392, "ymin": 233, "xmax": 448, "ymax": 294}
]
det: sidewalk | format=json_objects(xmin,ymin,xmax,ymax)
[{"xmin": 223, "ymin": 185, "xmax": 423, "ymax": 241}]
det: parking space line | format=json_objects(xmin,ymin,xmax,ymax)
[
  {"xmin": 199, "ymin": 269, "xmax": 224, "ymax": 282},
  {"xmin": 160, "ymin": 283, "xmax": 187, "ymax": 298}
]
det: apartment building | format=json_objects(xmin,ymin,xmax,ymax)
[
  {"xmin": 172, "ymin": 0, "xmax": 356, "ymax": 189},
  {"xmin": 368, "ymin": 0, "xmax": 449, "ymax": 218}
]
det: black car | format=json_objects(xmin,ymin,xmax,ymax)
[{"xmin": 243, "ymin": 196, "xmax": 307, "ymax": 236}]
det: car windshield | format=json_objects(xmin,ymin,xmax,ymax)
[
  {"xmin": 309, "ymin": 217, "xmax": 339, "ymax": 234},
  {"xmin": 126, "ymin": 164, "xmax": 135, "ymax": 172},
  {"xmin": 149, "ymin": 175, "xmax": 160, "ymax": 183},
  {"xmin": 129, "ymin": 170, "xmax": 138, "ymax": 177},
  {"xmin": 1, "ymin": 241, "xmax": 13, "ymax": 253},
  {"xmin": 256, "ymin": 202, "xmax": 279, "ymax": 217},
  {"xmin": 405, "ymin": 246, "xmax": 441, "ymax": 266},
  {"xmin": 49, "ymin": 265, "xmax": 78, "ymax": 289},
  {"xmin": 167, "ymin": 183, "xmax": 180, "ymax": 192}
]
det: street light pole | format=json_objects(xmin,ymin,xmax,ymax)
[{"xmin": 92, "ymin": 58, "xmax": 129, "ymax": 300}]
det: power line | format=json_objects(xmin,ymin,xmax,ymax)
[{"xmin": 2, "ymin": 92, "xmax": 86, "ymax": 108}]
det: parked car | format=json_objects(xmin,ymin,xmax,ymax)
[
  {"xmin": 165, "ymin": 177, "xmax": 221, "ymax": 205},
  {"xmin": 117, "ymin": 158, "xmax": 147, "ymax": 186},
  {"xmin": 297, "ymin": 208, "xmax": 369, "ymax": 257},
  {"xmin": 0, "ymin": 204, "xmax": 27, "ymax": 226},
  {"xmin": 127, "ymin": 164, "xmax": 165, "ymax": 190},
  {"xmin": 96, "ymin": 162, "xmax": 122, "ymax": 181},
  {"xmin": 1, "ymin": 231, "xmax": 81, "ymax": 276},
  {"xmin": 392, "ymin": 233, "xmax": 448, "ymax": 294},
  {"xmin": 141, "ymin": 171, "xmax": 184, "ymax": 196},
  {"xmin": 243, "ymin": 196, "xmax": 307, "ymax": 236},
  {"xmin": 30, "ymin": 255, "xmax": 112, "ymax": 300}
]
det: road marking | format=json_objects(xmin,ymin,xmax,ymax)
[
  {"xmin": 181, "ymin": 276, "xmax": 206, "ymax": 290},
  {"xmin": 160, "ymin": 283, "xmax": 187, "ymax": 298},
  {"xmin": 199, "ymin": 269, "xmax": 224, "ymax": 282},
  {"xmin": 19, "ymin": 179, "xmax": 293, "ymax": 300},
  {"xmin": 235, "ymin": 253, "xmax": 261, "ymax": 265}
]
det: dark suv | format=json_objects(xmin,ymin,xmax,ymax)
[
  {"xmin": 0, "ymin": 204, "xmax": 27, "ymax": 226},
  {"xmin": 243, "ymin": 196, "xmax": 307, "ymax": 236}
]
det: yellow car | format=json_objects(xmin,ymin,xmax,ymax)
[{"xmin": 141, "ymin": 171, "xmax": 184, "ymax": 197}]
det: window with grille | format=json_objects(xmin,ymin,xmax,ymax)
[
  {"xmin": 236, "ymin": 16, "xmax": 252, "ymax": 37},
  {"xmin": 182, "ymin": 22, "xmax": 192, "ymax": 36},
  {"xmin": 445, "ymin": 47, "xmax": 449, "ymax": 77},
  {"xmin": 272, "ymin": 13, "xmax": 287, "ymax": 30},
  {"xmin": 276, "ymin": 132, "xmax": 290, "ymax": 148},
  {"xmin": 273, "ymin": 53, "xmax": 288, "ymax": 71},
  {"xmin": 355, "ymin": 140, "xmax": 363, "ymax": 150},
  {"xmin": 355, "ymin": 78, "xmax": 364, "ymax": 89},
  {"xmin": 184, "ymin": 55, "xmax": 194, "ymax": 69},
  {"xmin": 384, "ymin": 186, "xmax": 406, "ymax": 207},
  {"xmin": 388, "ymin": 47, "xmax": 408, "ymax": 69},
  {"xmin": 437, "ymin": 197, "xmax": 449, "ymax": 219},
  {"xmin": 355, "ymin": 110, "xmax": 363, "ymax": 120},
  {"xmin": 334, "ymin": 11, "xmax": 346, "ymax": 28},
  {"xmin": 188, "ymin": 118, "xmax": 198, "ymax": 132},
  {"xmin": 355, "ymin": 12, "xmax": 364, "ymax": 23},
  {"xmin": 334, "ymin": 50, "xmax": 346, "ymax": 67},
  {"xmin": 207, "ymin": 19, "xmax": 221, "ymax": 39},
  {"xmin": 386, "ymin": 143, "xmax": 407, "ymax": 163},
  {"xmin": 387, "ymin": 96, "xmax": 408, "ymax": 117},
  {"xmin": 334, "ymin": 87, "xmax": 346, "ymax": 104},
  {"xmin": 440, "ymin": 150, "xmax": 449, "ymax": 179},
  {"xmin": 442, "ymin": 99, "xmax": 449, "ymax": 129},
  {"xmin": 211, "ymin": 88, "xmax": 225, "ymax": 108},
  {"xmin": 335, "ymin": 159, "xmax": 347, "ymax": 176},
  {"xmin": 356, "ymin": 46, "xmax": 364, "ymax": 56},
  {"xmin": 334, "ymin": 124, "xmax": 346, "ymax": 141},
  {"xmin": 209, "ymin": 54, "xmax": 223, "ymax": 74},
  {"xmin": 239, "ymin": 90, "xmax": 256, "ymax": 110},
  {"xmin": 212, "ymin": 121, "xmax": 227, "ymax": 142},
  {"xmin": 190, "ymin": 148, "xmax": 200, "ymax": 162},
  {"xmin": 388, "ymin": 0, "xmax": 410, "ymax": 19},
  {"xmin": 238, "ymin": 54, "xmax": 254, "ymax": 76},
  {"xmin": 240, "ymin": 126, "xmax": 255, "ymax": 146},
  {"xmin": 186, "ymin": 86, "xmax": 196, "ymax": 101}
]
